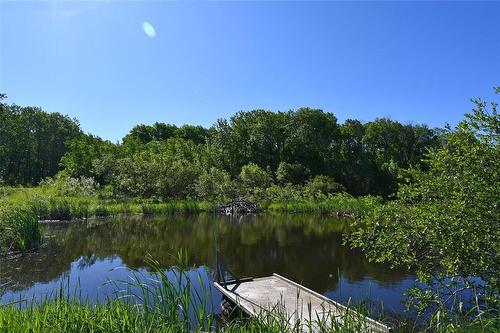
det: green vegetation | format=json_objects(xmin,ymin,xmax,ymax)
[
  {"xmin": 0, "ymin": 100, "xmax": 81, "ymax": 186},
  {"xmin": 267, "ymin": 193, "xmax": 380, "ymax": 216},
  {"xmin": 0, "ymin": 90, "xmax": 499, "ymax": 332},
  {"xmin": 0, "ymin": 91, "xmax": 438, "ymax": 253},
  {"xmin": 1, "ymin": 251, "xmax": 497, "ymax": 333},
  {"xmin": 0, "ymin": 202, "xmax": 42, "ymax": 254},
  {"xmin": 0, "ymin": 177, "xmax": 372, "ymax": 255},
  {"xmin": 0, "ymin": 252, "xmax": 392, "ymax": 333},
  {"xmin": 1, "ymin": 94, "xmax": 439, "ymax": 199},
  {"xmin": 348, "ymin": 89, "xmax": 500, "ymax": 329},
  {"xmin": 0, "ymin": 177, "xmax": 215, "ymax": 255}
]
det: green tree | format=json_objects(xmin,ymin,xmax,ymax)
[
  {"xmin": 175, "ymin": 125, "xmax": 209, "ymax": 144},
  {"xmin": 348, "ymin": 89, "xmax": 500, "ymax": 322},
  {"xmin": 210, "ymin": 110, "xmax": 290, "ymax": 175},
  {"xmin": 285, "ymin": 108, "xmax": 340, "ymax": 175},
  {"xmin": 358, "ymin": 118, "xmax": 438, "ymax": 197},
  {"xmin": 239, "ymin": 163, "xmax": 272, "ymax": 193},
  {"xmin": 0, "ymin": 102, "xmax": 81, "ymax": 185},
  {"xmin": 305, "ymin": 175, "xmax": 345, "ymax": 198},
  {"xmin": 157, "ymin": 159, "xmax": 200, "ymax": 199},
  {"xmin": 195, "ymin": 167, "xmax": 234, "ymax": 201},
  {"xmin": 276, "ymin": 162, "xmax": 310, "ymax": 184},
  {"xmin": 113, "ymin": 150, "xmax": 161, "ymax": 198},
  {"xmin": 336, "ymin": 119, "xmax": 372, "ymax": 195},
  {"xmin": 122, "ymin": 122, "xmax": 178, "ymax": 145},
  {"xmin": 60, "ymin": 134, "xmax": 116, "ymax": 182}
]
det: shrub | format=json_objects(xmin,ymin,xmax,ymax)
[
  {"xmin": 47, "ymin": 197, "xmax": 72, "ymax": 220},
  {"xmin": 92, "ymin": 205, "xmax": 111, "ymax": 217},
  {"xmin": 265, "ymin": 183, "xmax": 304, "ymax": 202},
  {"xmin": 195, "ymin": 167, "xmax": 233, "ymax": 201},
  {"xmin": 240, "ymin": 163, "xmax": 272, "ymax": 193},
  {"xmin": 39, "ymin": 173, "xmax": 98, "ymax": 197},
  {"xmin": 305, "ymin": 175, "xmax": 346, "ymax": 198},
  {"xmin": 347, "ymin": 91, "xmax": 500, "ymax": 326},
  {"xmin": 157, "ymin": 159, "xmax": 200, "ymax": 199},
  {"xmin": 276, "ymin": 162, "xmax": 310, "ymax": 184}
]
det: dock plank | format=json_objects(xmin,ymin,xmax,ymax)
[{"xmin": 214, "ymin": 273, "xmax": 390, "ymax": 333}]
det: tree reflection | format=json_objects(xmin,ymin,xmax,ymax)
[{"xmin": 0, "ymin": 214, "xmax": 412, "ymax": 297}]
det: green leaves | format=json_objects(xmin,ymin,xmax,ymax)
[
  {"xmin": 194, "ymin": 167, "xmax": 233, "ymax": 202},
  {"xmin": 0, "ymin": 103, "xmax": 81, "ymax": 185},
  {"xmin": 347, "ymin": 89, "xmax": 500, "ymax": 323},
  {"xmin": 240, "ymin": 163, "xmax": 272, "ymax": 192}
]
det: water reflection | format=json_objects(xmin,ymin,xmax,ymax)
[{"xmin": 0, "ymin": 214, "xmax": 415, "ymax": 314}]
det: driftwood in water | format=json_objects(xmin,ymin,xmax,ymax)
[{"xmin": 219, "ymin": 198, "xmax": 260, "ymax": 216}]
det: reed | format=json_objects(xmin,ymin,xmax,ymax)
[
  {"xmin": 0, "ymin": 186, "xmax": 218, "ymax": 254},
  {"xmin": 0, "ymin": 202, "xmax": 42, "ymax": 254},
  {"xmin": 1, "ymin": 251, "xmax": 496, "ymax": 332},
  {"xmin": 267, "ymin": 194, "xmax": 381, "ymax": 217}
]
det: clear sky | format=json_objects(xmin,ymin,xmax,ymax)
[{"xmin": 1, "ymin": 1, "xmax": 499, "ymax": 142}]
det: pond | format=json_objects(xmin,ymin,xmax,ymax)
[{"xmin": 0, "ymin": 213, "xmax": 416, "ymax": 321}]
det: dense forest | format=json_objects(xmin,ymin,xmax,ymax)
[{"xmin": 0, "ymin": 93, "xmax": 440, "ymax": 200}]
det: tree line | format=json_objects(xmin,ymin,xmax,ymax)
[
  {"xmin": 0, "ymin": 94, "xmax": 440, "ymax": 199},
  {"xmin": 0, "ymin": 95, "xmax": 81, "ymax": 185}
]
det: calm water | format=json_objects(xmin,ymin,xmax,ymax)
[{"xmin": 0, "ymin": 213, "xmax": 416, "ymax": 318}]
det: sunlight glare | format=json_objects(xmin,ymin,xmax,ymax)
[{"xmin": 142, "ymin": 22, "xmax": 156, "ymax": 38}]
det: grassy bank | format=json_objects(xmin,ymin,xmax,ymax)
[
  {"xmin": 0, "ymin": 184, "xmax": 377, "ymax": 255},
  {"xmin": 1, "ymin": 187, "xmax": 215, "ymax": 220},
  {"xmin": 0, "ymin": 300, "xmax": 391, "ymax": 333},
  {"xmin": 2, "ymin": 302, "xmax": 496, "ymax": 333},
  {"xmin": 0, "ymin": 187, "xmax": 215, "ymax": 255},
  {"xmin": 0, "ymin": 202, "xmax": 42, "ymax": 254},
  {"xmin": 266, "ymin": 193, "xmax": 381, "ymax": 216}
]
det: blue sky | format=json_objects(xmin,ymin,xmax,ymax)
[{"xmin": 1, "ymin": 1, "xmax": 499, "ymax": 142}]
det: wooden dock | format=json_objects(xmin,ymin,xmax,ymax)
[{"xmin": 214, "ymin": 273, "xmax": 390, "ymax": 333}]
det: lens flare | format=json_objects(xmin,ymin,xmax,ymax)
[{"xmin": 142, "ymin": 22, "xmax": 156, "ymax": 38}]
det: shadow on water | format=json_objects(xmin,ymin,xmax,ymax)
[{"xmin": 0, "ymin": 213, "xmax": 415, "ymax": 318}]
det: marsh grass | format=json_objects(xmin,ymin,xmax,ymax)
[
  {"xmin": 1, "ymin": 250, "xmax": 496, "ymax": 332},
  {"xmin": 0, "ymin": 250, "xmax": 391, "ymax": 333},
  {"xmin": 0, "ymin": 203, "xmax": 43, "ymax": 254},
  {"xmin": 267, "ymin": 194, "xmax": 381, "ymax": 217},
  {"xmin": 0, "ymin": 185, "xmax": 379, "ymax": 255},
  {"xmin": 0, "ymin": 251, "xmax": 215, "ymax": 333},
  {"xmin": 0, "ymin": 186, "xmax": 218, "ymax": 253},
  {"xmin": 141, "ymin": 200, "xmax": 214, "ymax": 215}
]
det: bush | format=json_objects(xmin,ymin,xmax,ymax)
[
  {"xmin": 39, "ymin": 173, "xmax": 98, "ymax": 197},
  {"xmin": 276, "ymin": 162, "xmax": 310, "ymax": 184},
  {"xmin": 92, "ymin": 205, "xmax": 111, "ymax": 217},
  {"xmin": 195, "ymin": 167, "xmax": 234, "ymax": 201},
  {"xmin": 265, "ymin": 183, "xmax": 304, "ymax": 202},
  {"xmin": 157, "ymin": 159, "xmax": 200, "ymax": 199},
  {"xmin": 305, "ymin": 175, "xmax": 346, "ymax": 198},
  {"xmin": 240, "ymin": 163, "xmax": 272, "ymax": 194},
  {"xmin": 47, "ymin": 197, "xmax": 73, "ymax": 220},
  {"xmin": 113, "ymin": 152, "xmax": 160, "ymax": 197},
  {"xmin": 347, "ymin": 92, "xmax": 500, "ymax": 326}
]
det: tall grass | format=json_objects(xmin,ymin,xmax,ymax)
[
  {"xmin": 0, "ymin": 251, "xmax": 394, "ymax": 333},
  {"xmin": 0, "ymin": 202, "xmax": 42, "ymax": 254},
  {"xmin": 33, "ymin": 197, "xmax": 215, "ymax": 220},
  {"xmin": 267, "ymin": 194, "xmax": 381, "ymax": 217},
  {"xmin": 0, "ymin": 251, "xmax": 214, "ymax": 333},
  {"xmin": 0, "ymin": 186, "xmax": 218, "ymax": 255},
  {"xmin": 1, "ymin": 187, "xmax": 217, "ymax": 220},
  {"xmin": 1, "ymin": 251, "xmax": 497, "ymax": 332}
]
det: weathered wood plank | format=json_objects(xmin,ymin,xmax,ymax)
[{"xmin": 214, "ymin": 273, "xmax": 390, "ymax": 333}]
